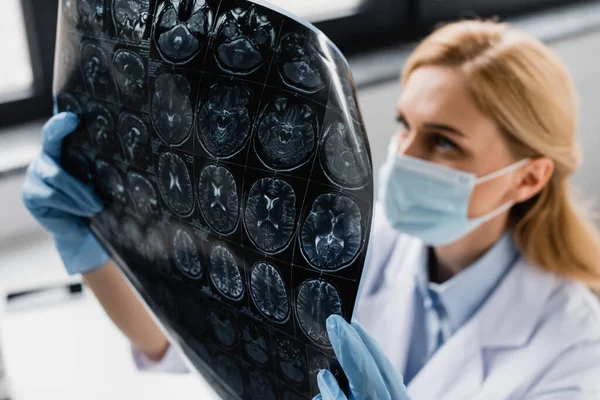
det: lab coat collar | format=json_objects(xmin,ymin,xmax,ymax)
[
  {"xmin": 408, "ymin": 248, "xmax": 560, "ymax": 398},
  {"xmin": 477, "ymin": 256, "xmax": 560, "ymax": 349},
  {"xmin": 402, "ymin": 237, "xmax": 559, "ymax": 349}
]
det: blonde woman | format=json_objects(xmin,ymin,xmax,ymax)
[{"xmin": 22, "ymin": 20, "xmax": 600, "ymax": 399}]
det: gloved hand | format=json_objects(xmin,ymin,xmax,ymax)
[
  {"xmin": 22, "ymin": 112, "xmax": 109, "ymax": 275},
  {"xmin": 314, "ymin": 315, "xmax": 411, "ymax": 400}
]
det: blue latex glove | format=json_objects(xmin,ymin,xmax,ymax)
[
  {"xmin": 314, "ymin": 315, "xmax": 411, "ymax": 400},
  {"xmin": 22, "ymin": 112, "xmax": 109, "ymax": 275}
]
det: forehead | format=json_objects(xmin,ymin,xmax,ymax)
[{"xmin": 398, "ymin": 65, "xmax": 497, "ymax": 135}]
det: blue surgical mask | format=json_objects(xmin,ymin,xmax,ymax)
[{"xmin": 378, "ymin": 139, "xmax": 530, "ymax": 246}]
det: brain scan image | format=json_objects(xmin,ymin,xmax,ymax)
[
  {"xmin": 172, "ymin": 228, "xmax": 202, "ymax": 279},
  {"xmin": 296, "ymin": 279, "xmax": 342, "ymax": 347},
  {"xmin": 241, "ymin": 321, "xmax": 270, "ymax": 366},
  {"xmin": 151, "ymin": 73, "xmax": 194, "ymax": 144},
  {"xmin": 209, "ymin": 244, "xmax": 244, "ymax": 301},
  {"xmin": 113, "ymin": 49, "xmax": 146, "ymax": 104},
  {"xmin": 80, "ymin": 42, "xmax": 113, "ymax": 99},
  {"xmin": 256, "ymin": 97, "xmax": 317, "ymax": 170},
  {"xmin": 250, "ymin": 262, "xmax": 289, "ymax": 322},
  {"xmin": 121, "ymin": 217, "xmax": 145, "ymax": 257},
  {"xmin": 145, "ymin": 227, "xmax": 171, "ymax": 278},
  {"xmin": 275, "ymin": 338, "xmax": 307, "ymax": 385},
  {"xmin": 215, "ymin": 353, "xmax": 244, "ymax": 396},
  {"xmin": 300, "ymin": 194, "xmax": 362, "ymax": 271},
  {"xmin": 85, "ymin": 102, "xmax": 115, "ymax": 153},
  {"xmin": 127, "ymin": 172, "xmax": 159, "ymax": 218},
  {"xmin": 210, "ymin": 308, "xmax": 236, "ymax": 349},
  {"xmin": 112, "ymin": 0, "xmax": 150, "ymax": 42},
  {"xmin": 153, "ymin": 0, "xmax": 212, "ymax": 63},
  {"xmin": 247, "ymin": 370, "xmax": 276, "ymax": 400},
  {"xmin": 244, "ymin": 178, "xmax": 296, "ymax": 253},
  {"xmin": 278, "ymin": 33, "xmax": 326, "ymax": 93},
  {"xmin": 95, "ymin": 160, "xmax": 127, "ymax": 206},
  {"xmin": 117, "ymin": 112, "xmax": 149, "ymax": 164},
  {"xmin": 320, "ymin": 121, "xmax": 370, "ymax": 188},
  {"xmin": 197, "ymin": 165, "xmax": 239, "ymax": 234},
  {"xmin": 157, "ymin": 152, "xmax": 194, "ymax": 217},
  {"xmin": 213, "ymin": 4, "xmax": 275, "ymax": 74},
  {"xmin": 77, "ymin": 0, "xmax": 104, "ymax": 33},
  {"xmin": 196, "ymin": 83, "xmax": 252, "ymax": 158},
  {"xmin": 56, "ymin": 92, "xmax": 82, "ymax": 114}
]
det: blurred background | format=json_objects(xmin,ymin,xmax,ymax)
[{"xmin": 0, "ymin": 0, "xmax": 599, "ymax": 399}]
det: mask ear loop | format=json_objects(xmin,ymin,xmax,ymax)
[
  {"xmin": 469, "ymin": 158, "xmax": 531, "ymax": 224},
  {"xmin": 475, "ymin": 158, "xmax": 531, "ymax": 184},
  {"xmin": 473, "ymin": 199, "xmax": 518, "ymax": 224}
]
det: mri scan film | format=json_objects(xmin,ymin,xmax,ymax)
[
  {"xmin": 56, "ymin": 1, "xmax": 373, "ymax": 398},
  {"xmin": 112, "ymin": 0, "xmax": 151, "ymax": 43},
  {"xmin": 151, "ymin": 72, "xmax": 194, "ymax": 145},
  {"xmin": 250, "ymin": 261, "xmax": 289, "ymax": 323},
  {"xmin": 209, "ymin": 244, "xmax": 244, "ymax": 301},
  {"xmin": 196, "ymin": 82, "xmax": 252, "ymax": 158},
  {"xmin": 213, "ymin": 3, "xmax": 275, "ymax": 75},
  {"xmin": 197, "ymin": 164, "xmax": 239, "ymax": 234},
  {"xmin": 256, "ymin": 97, "xmax": 317, "ymax": 170},
  {"xmin": 157, "ymin": 151, "xmax": 194, "ymax": 217},
  {"xmin": 244, "ymin": 177, "xmax": 297, "ymax": 253},
  {"xmin": 153, "ymin": 0, "xmax": 212, "ymax": 64},
  {"xmin": 300, "ymin": 194, "xmax": 363, "ymax": 271}
]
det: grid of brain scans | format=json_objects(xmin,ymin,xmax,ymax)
[{"xmin": 56, "ymin": 1, "xmax": 373, "ymax": 398}]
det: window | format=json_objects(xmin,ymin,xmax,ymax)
[
  {"xmin": 269, "ymin": 0, "xmax": 367, "ymax": 22},
  {"xmin": 0, "ymin": 0, "xmax": 407, "ymax": 129},
  {"xmin": 0, "ymin": 0, "xmax": 58, "ymax": 128},
  {"xmin": 0, "ymin": 0, "xmax": 33, "ymax": 100}
]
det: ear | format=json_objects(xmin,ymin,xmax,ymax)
[{"xmin": 514, "ymin": 157, "xmax": 554, "ymax": 203}]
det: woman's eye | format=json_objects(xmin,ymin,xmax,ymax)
[
  {"xmin": 395, "ymin": 116, "xmax": 409, "ymax": 135},
  {"xmin": 395, "ymin": 115, "xmax": 408, "ymax": 129},
  {"xmin": 430, "ymin": 133, "xmax": 459, "ymax": 151}
]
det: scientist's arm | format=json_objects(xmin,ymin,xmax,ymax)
[
  {"xmin": 22, "ymin": 112, "xmax": 169, "ymax": 362},
  {"xmin": 83, "ymin": 261, "xmax": 169, "ymax": 361}
]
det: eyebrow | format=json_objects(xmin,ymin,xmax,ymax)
[
  {"xmin": 423, "ymin": 123, "xmax": 467, "ymax": 138},
  {"xmin": 396, "ymin": 108, "xmax": 467, "ymax": 138}
]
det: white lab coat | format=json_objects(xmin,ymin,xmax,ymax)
[
  {"xmin": 354, "ymin": 210, "xmax": 600, "ymax": 399},
  {"xmin": 139, "ymin": 209, "xmax": 600, "ymax": 399}
]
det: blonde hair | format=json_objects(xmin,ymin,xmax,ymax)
[{"xmin": 402, "ymin": 20, "xmax": 600, "ymax": 288}]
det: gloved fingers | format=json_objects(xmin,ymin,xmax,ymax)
[
  {"xmin": 35, "ymin": 154, "xmax": 102, "ymax": 210},
  {"xmin": 41, "ymin": 112, "xmax": 79, "ymax": 162},
  {"xmin": 313, "ymin": 395, "xmax": 323, "ymax": 400},
  {"xmin": 23, "ymin": 165, "xmax": 101, "ymax": 217},
  {"xmin": 352, "ymin": 320, "xmax": 409, "ymax": 398},
  {"xmin": 327, "ymin": 315, "xmax": 390, "ymax": 400},
  {"xmin": 316, "ymin": 370, "xmax": 349, "ymax": 400}
]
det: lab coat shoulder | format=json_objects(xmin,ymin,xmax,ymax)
[
  {"xmin": 358, "ymin": 204, "xmax": 417, "ymax": 297},
  {"xmin": 476, "ymin": 260, "xmax": 600, "ymax": 399},
  {"xmin": 523, "ymin": 278, "xmax": 600, "ymax": 398}
]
